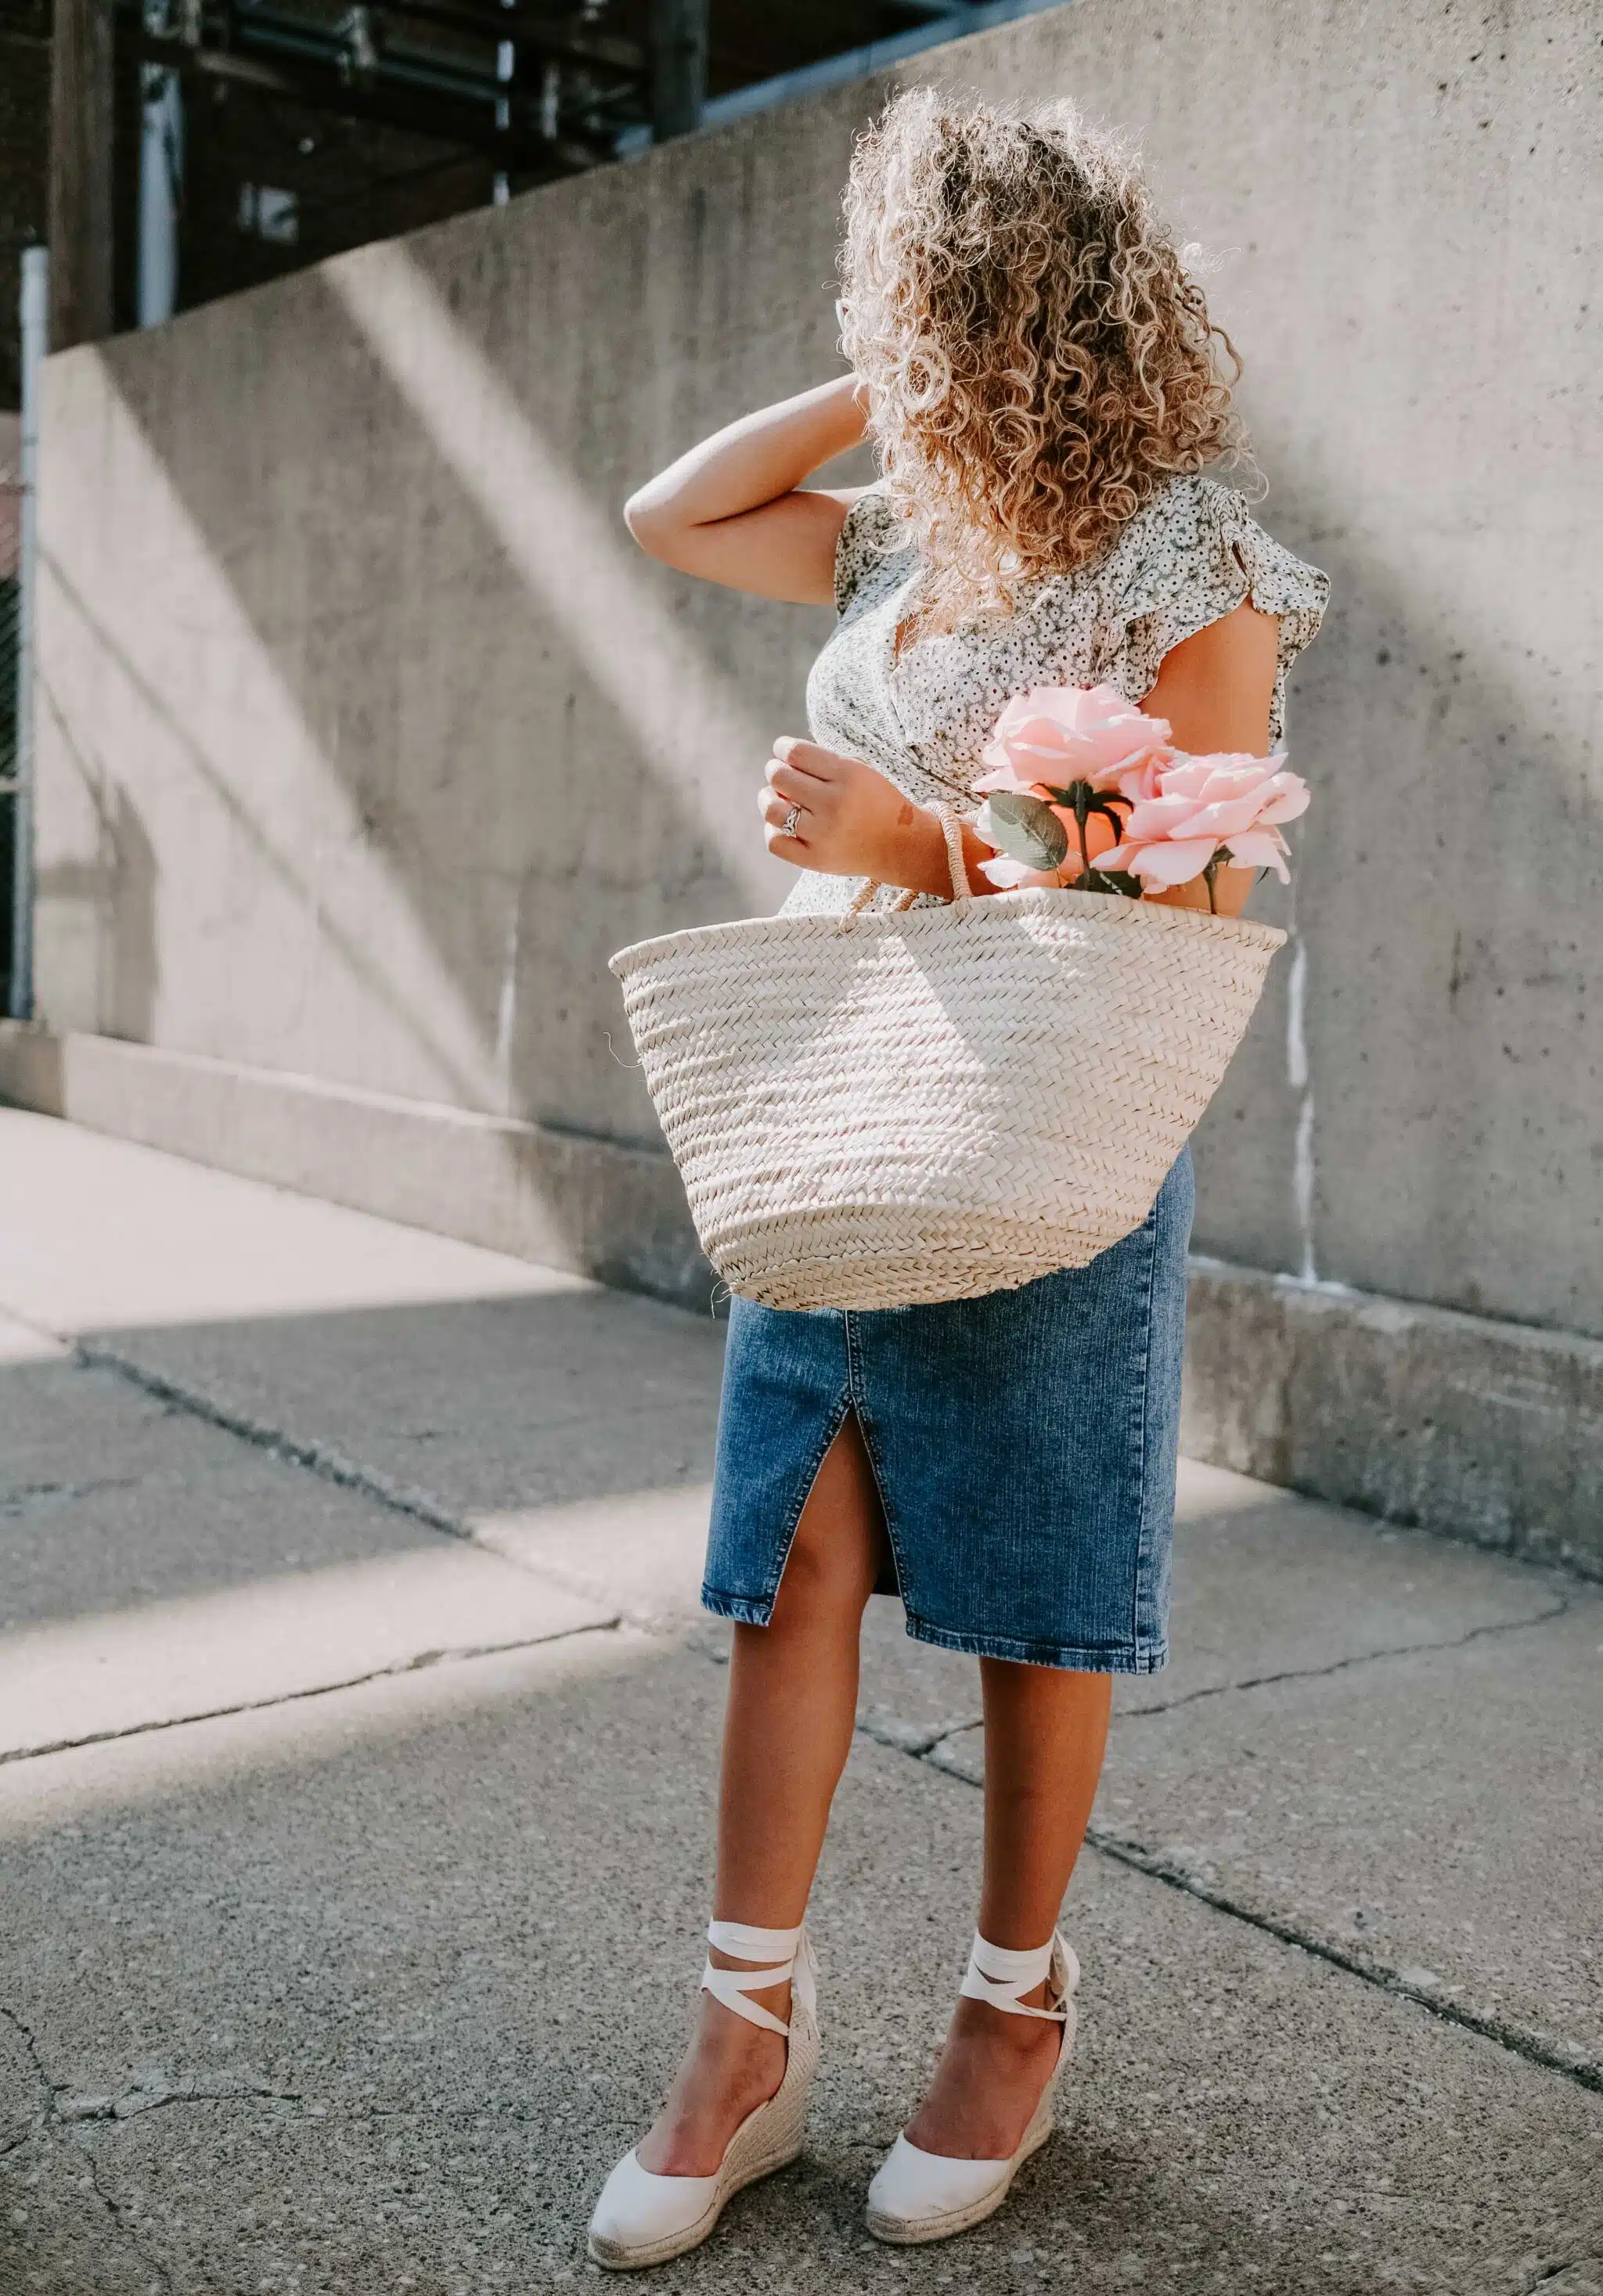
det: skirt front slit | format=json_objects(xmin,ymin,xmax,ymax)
[{"xmin": 701, "ymin": 1146, "xmax": 1194, "ymax": 1674}]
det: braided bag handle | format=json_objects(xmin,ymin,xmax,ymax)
[{"xmin": 837, "ymin": 805, "xmax": 971, "ymax": 930}]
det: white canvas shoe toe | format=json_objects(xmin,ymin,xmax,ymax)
[
  {"xmin": 588, "ymin": 2152, "xmax": 720, "ymax": 2261},
  {"xmin": 586, "ymin": 1920, "xmax": 820, "ymax": 2271},
  {"xmin": 868, "ymin": 2133, "xmax": 1018, "ymax": 2229},
  {"xmin": 866, "ymin": 1931, "xmax": 1079, "ymax": 2247}
]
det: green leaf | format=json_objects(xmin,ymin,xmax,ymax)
[
  {"xmin": 1075, "ymin": 866, "xmax": 1144, "ymax": 899},
  {"xmin": 976, "ymin": 791, "xmax": 1068, "ymax": 872}
]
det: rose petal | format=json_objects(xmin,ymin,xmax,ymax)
[
  {"xmin": 1181, "ymin": 793, "xmax": 1285, "ymax": 840},
  {"xmin": 1188, "ymin": 766, "xmax": 1272, "ymax": 804},
  {"xmin": 972, "ymin": 758, "xmax": 1042, "ymax": 795},
  {"xmin": 1115, "ymin": 755, "xmax": 1169, "ymax": 804},
  {"xmin": 1255, "ymin": 775, "xmax": 1311, "ymax": 825},
  {"xmin": 1120, "ymin": 793, "xmax": 1207, "ymax": 840},
  {"xmin": 978, "ymin": 851, "xmax": 1061, "ymax": 890},
  {"xmin": 1222, "ymin": 830, "xmax": 1291, "ymax": 880},
  {"xmin": 1115, "ymin": 836, "xmax": 1220, "ymax": 887},
  {"xmin": 1152, "ymin": 758, "xmax": 1219, "ymax": 801}
]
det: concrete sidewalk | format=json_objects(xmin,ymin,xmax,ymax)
[{"xmin": 0, "ymin": 1107, "xmax": 1598, "ymax": 2296}]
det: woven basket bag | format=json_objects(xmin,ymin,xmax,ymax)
[{"xmin": 610, "ymin": 812, "xmax": 1285, "ymax": 1311}]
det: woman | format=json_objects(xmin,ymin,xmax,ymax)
[{"xmin": 589, "ymin": 89, "xmax": 1327, "ymax": 2265}]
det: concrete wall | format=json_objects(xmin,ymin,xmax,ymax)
[{"xmin": 9, "ymin": 0, "xmax": 1602, "ymax": 1564}]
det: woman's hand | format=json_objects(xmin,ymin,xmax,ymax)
[{"xmin": 761, "ymin": 740, "xmax": 974, "ymax": 894}]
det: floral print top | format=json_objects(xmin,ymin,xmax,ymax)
[{"xmin": 785, "ymin": 473, "xmax": 1328, "ymax": 915}]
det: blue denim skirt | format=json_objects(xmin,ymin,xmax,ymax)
[{"xmin": 702, "ymin": 1148, "xmax": 1194, "ymax": 1674}]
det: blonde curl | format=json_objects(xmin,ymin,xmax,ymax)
[{"xmin": 839, "ymin": 88, "xmax": 1249, "ymax": 627}]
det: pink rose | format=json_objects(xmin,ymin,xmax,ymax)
[
  {"xmin": 1110, "ymin": 751, "xmax": 1169, "ymax": 806},
  {"xmin": 973, "ymin": 683, "xmax": 1173, "ymax": 797},
  {"xmin": 1101, "ymin": 754, "xmax": 1311, "ymax": 889}
]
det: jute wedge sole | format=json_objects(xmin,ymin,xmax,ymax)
[{"xmin": 586, "ymin": 1920, "xmax": 820, "ymax": 2272}]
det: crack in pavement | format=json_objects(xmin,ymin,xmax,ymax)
[
  {"xmin": 1526, "ymin": 2259, "xmax": 1601, "ymax": 2295},
  {"xmin": 69, "ymin": 1337, "xmax": 488, "ymax": 1546},
  {"xmin": 2, "ymin": 2006, "xmax": 306, "ymax": 2136},
  {"xmin": 0, "ymin": 1474, "xmax": 144, "ymax": 1514},
  {"xmin": 1, "ymin": 2001, "xmax": 55, "ymax": 2096},
  {"xmin": 61, "ymin": 2071, "xmax": 305, "ymax": 2124},
  {"xmin": 85, "ymin": 2144, "xmax": 180, "ymax": 2295},
  {"xmin": 810, "ymin": 1672, "xmax": 1603, "ymax": 2101},
  {"xmin": 59, "ymin": 1330, "xmax": 693, "ymax": 1634},
  {"xmin": 1076, "ymin": 1823, "xmax": 1603, "ymax": 2096},
  {"xmin": 856, "ymin": 1704, "xmax": 982, "ymax": 1758},
  {"xmin": 852, "ymin": 1591, "xmax": 1576, "ymax": 1770},
  {"xmin": 0, "ymin": 2000, "xmax": 58, "ymax": 2153},
  {"xmin": 0, "ymin": 1618, "xmax": 627, "ymax": 1766},
  {"xmin": 2, "ymin": 2003, "xmax": 293, "ymax": 2291},
  {"xmin": 1110, "ymin": 1593, "xmax": 1576, "ymax": 1720}
]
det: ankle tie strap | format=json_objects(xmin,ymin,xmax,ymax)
[
  {"xmin": 701, "ymin": 1920, "xmax": 804, "ymax": 2038},
  {"xmin": 959, "ymin": 1931, "xmax": 1075, "ymax": 2022}
]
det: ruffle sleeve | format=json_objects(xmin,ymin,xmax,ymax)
[
  {"xmin": 832, "ymin": 484, "xmax": 910, "ymax": 620},
  {"xmin": 1089, "ymin": 477, "xmax": 1329, "ymax": 746}
]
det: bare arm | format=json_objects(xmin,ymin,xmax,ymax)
[
  {"xmin": 1138, "ymin": 600, "xmax": 1282, "ymax": 916},
  {"xmin": 623, "ymin": 375, "xmax": 870, "ymax": 606}
]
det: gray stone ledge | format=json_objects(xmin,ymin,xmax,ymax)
[
  {"xmin": 2, "ymin": 1024, "xmax": 1597, "ymax": 1574},
  {"xmin": 1183, "ymin": 1257, "xmax": 1603, "ymax": 1578}
]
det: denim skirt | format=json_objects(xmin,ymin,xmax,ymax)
[{"xmin": 702, "ymin": 1148, "xmax": 1194, "ymax": 1675}]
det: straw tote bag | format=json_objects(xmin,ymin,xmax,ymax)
[{"xmin": 610, "ymin": 810, "xmax": 1285, "ymax": 1312}]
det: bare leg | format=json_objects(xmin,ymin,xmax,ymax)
[
  {"xmin": 637, "ymin": 1414, "xmax": 888, "ymax": 2175},
  {"xmin": 904, "ymin": 1658, "xmax": 1111, "ymax": 2160}
]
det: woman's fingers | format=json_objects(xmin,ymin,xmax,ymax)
[
  {"xmin": 771, "ymin": 736, "xmax": 838, "ymax": 781},
  {"xmin": 758, "ymin": 782, "xmax": 809, "ymax": 848},
  {"xmin": 767, "ymin": 757, "xmax": 824, "ymax": 807},
  {"xmin": 762, "ymin": 736, "xmax": 858, "ymax": 862},
  {"xmin": 758, "ymin": 783, "xmax": 806, "ymax": 826}
]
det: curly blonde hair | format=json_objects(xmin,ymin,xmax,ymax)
[{"xmin": 839, "ymin": 88, "xmax": 1248, "ymax": 624}]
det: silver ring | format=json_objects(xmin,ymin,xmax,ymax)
[{"xmin": 781, "ymin": 804, "xmax": 802, "ymax": 838}]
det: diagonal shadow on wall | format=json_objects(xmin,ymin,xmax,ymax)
[{"xmin": 38, "ymin": 121, "xmax": 852, "ymax": 1153}]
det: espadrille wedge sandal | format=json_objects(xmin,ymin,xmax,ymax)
[
  {"xmin": 866, "ymin": 1931, "xmax": 1079, "ymax": 2246},
  {"xmin": 587, "ymin": 1921, "xmax": 819, "ymax": 2271}
]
